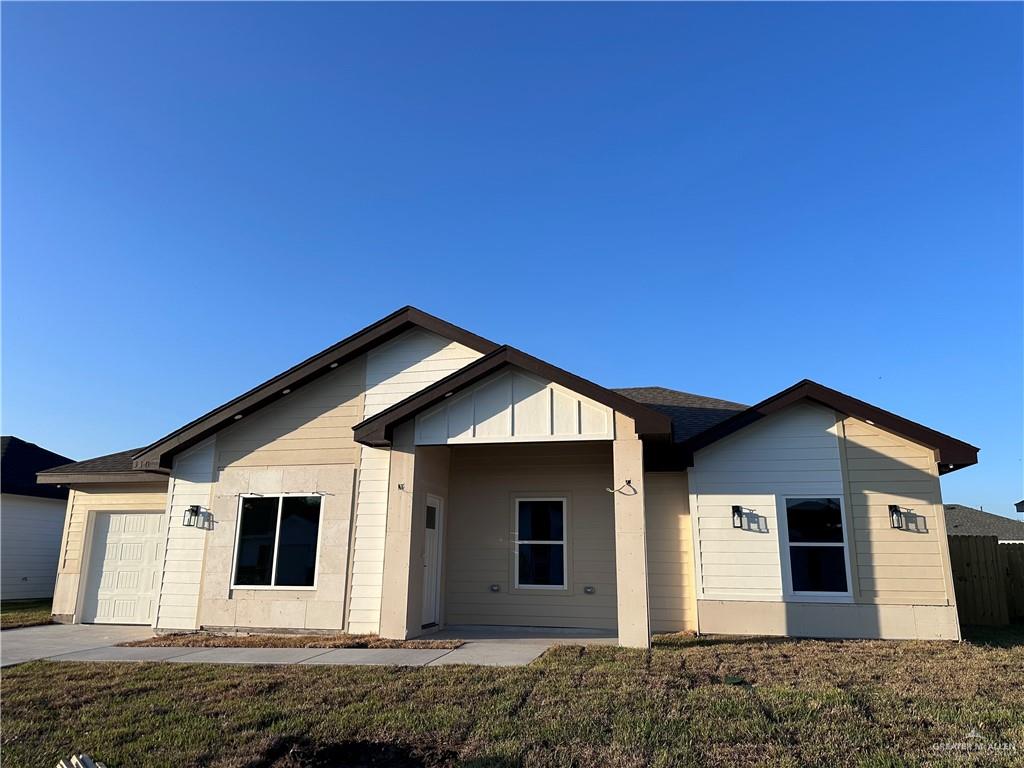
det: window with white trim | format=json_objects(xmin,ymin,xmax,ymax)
[
  {"xmin": 514, "ymin": 498, "xmax": 566, "ymax": 589},
  {"xmin": 233, "ymin": 496, "xmax": 322, "ymax": 588},
  {"xmin": 783, "ymin": 497, "xmax": 850, "ymax": 594}
]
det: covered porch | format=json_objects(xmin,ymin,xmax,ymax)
[{"xmin": 352, "ymin": 351, "xmax": 674, "ymax": 648}]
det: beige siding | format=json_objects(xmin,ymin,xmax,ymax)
[
  {"xmin": 445, "ymin": 442, "xmax": 617, "ymax": 629},
  {"xmin": 839, "ymin": 416, "xmax": 955, "ymax": 609},
  {"xmin": 196, "ymin": 358, "xmax": 365, "ymax": 631},
  {"xmin": 349, "ymin": 328, "xmax": 483, "ymax": 633},
  {"xmin": 1, "ymin": 494, "xmax": 67, "ymax": 599},
  {"xmin": 51, "ymin": 483, "xmax": 169, "ymax": 620},
  {"xmin": 645, "ymin": 473, "xmax": 697, "ymax": 632},
  {"xmin": 155, "ymin": 440, "xmax": 215, "ymax": 630},
  {"xmin": 689, "ymin": 403, "xmax": 844, "ymax": 600}
]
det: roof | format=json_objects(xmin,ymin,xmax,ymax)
[
  {"xmin": 944, "ymin": 504, "xmax": 1024, "ymax": 542},
  {"xmin": 37, "ymin": 448, "xmax": 169, "ymax": 486},
  {"xmin": 1, "ymin": 437, "xmax": 74, "ymax": 499},
  {"xmin": 613, "ymin": 387, "xmax": 748, "ymax": 443},
  {"xmin": 352, "ymin": 346, "xmax": 674, "ymax": 447},
  {"xmin": 676, "ymin": 379, "xmax": 978, "ymax": 474},
  {"xmin": 131, "ymin": 306, "xmax": 499, "ymax": 471}
]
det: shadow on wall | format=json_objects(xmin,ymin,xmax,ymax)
[{"xmin": 781, "ymin": 421, "xmax": 954, "ymax": 640}]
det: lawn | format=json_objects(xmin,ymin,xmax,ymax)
[
  {"xmin": 0, "ymin": 598, "xmax": 52, "ymax": 630},
  {"xmin": 2, "ymin": 629, "xmax": 1022, "ymax": 768}
]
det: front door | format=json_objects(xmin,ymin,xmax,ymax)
[{"xmin": 421, "ymin": 495, "xmax": 443, "ymax": 627}]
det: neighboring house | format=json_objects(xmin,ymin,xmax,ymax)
[
  {"xmin": 1, "ymin": 437, "xmax": 74, "ymax": 600},
  {"xmin": 37, "ymin": 307, "xmax": 978, "ymax": 645},
  {"xmin": 944, "ymin": 504, "xmax": 1024, "ymax": 544}
]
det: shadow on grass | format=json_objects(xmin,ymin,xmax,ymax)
[
  {"xmin": 961, "ymin": 622, "xmax": 1024, "ymax": 648},
  {"xmin": 243, "ymin": 737, "xmax": 463, "ymax": 768}
]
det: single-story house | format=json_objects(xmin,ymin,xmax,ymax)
[
  {"xmin": 2, "ymin": 436, "xmax": 74, "ymax": 600},
  {"xmin": 944, "ymin": 504, "xmax": 1024, "ymax": 544},
  {"xmin": 38, "ymin": 307, "xmax": 978, "ymax": 646}
]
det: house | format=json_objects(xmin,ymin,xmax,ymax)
[
  {"xmin": 2, "ymin": 437, "xmax": 74, "ymax": 600},
  {"xmin": 944, "ymin": 504, "xmax": 1024, "ymax": 544},
  {"xmin": 37, "ymin": 307, "xmax": 978, "ymax": 646}
]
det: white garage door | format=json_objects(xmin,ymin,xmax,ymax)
[{"xmin": 82, "ymin": 512, "xmax": 164, "ymax": 625}]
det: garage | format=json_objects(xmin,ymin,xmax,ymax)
[{"xmin": 82, "ymin": 511, "xmax": 164, "ymax": 624}]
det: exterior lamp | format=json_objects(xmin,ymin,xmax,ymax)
[
  {"xmin": 183, "ymin": 505, "xmax": 203, "ymax": 527},
  {"xmin": 888, "ymin": 505, "xmax": 905, "ymax": 530},
  {"xmin": 732, "ymin": 506, "xmax": 744, "ymax": 529}
]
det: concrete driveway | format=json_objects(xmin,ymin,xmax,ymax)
[{"xmin": 1, "ymin": 623, "xmax": 152, "ymax": 667}]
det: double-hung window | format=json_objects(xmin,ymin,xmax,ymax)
[
  {"xmin": 514, "ymin": 498, "xmax": 566, "ymax": 589},
  {"xmin": 783, "ymin": 497, "xmax": 850, "ymax": 596},
  {"xmin": 232, "ymin": 495, "xmax": 322, "ymax": 588}
]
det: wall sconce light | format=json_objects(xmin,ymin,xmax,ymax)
[
  {"xmin": 583, "ymin": 585, "xmax": 596, "ymax": 595},
  {"xmin": 183, "ymin": 505, "xmax": 203, "ymax": 527},
  {"xmin": 732, "ymin": 505, "xmax": 744, "ymax": 529},
  {"xmin": 888, "ymin": 505, "xmax": 905, "ymax": 530},
  {"xmin": 489, "ymin": 584, "xmax": 501, "ymax": 593}
]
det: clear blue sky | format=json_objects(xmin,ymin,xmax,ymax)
[{"xmin": 3, "ymin": 3, "xmax": 1021, "ymax": 517}]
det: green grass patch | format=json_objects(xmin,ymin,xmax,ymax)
[
  {"xmin": 0, "ymin": 598, "xmax": 52, "ymax": 630},
  {"xmin": 2, "ymin": 631, "xmax": 1022, "ymax": 767}
]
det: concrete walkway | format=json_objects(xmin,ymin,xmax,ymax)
[{"xmin": 2, "ymin": 623, "xmax": 618, "ymax": 668}]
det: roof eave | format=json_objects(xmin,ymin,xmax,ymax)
[{"xmin": 37, "ymin": 470, "xmax": 170, "ymax": 486}]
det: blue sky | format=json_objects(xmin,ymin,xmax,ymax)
[{"xmin": 3, "ymin": 3, "xmax": 1021, "ymax": 517}]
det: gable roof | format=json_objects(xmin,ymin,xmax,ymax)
[
  {"xmin": 944, "ymin": 504, "xmax": 1024, "ymax": 541},
  {"xmin": 1, "ymin": 436, "xmax": 74, "ymax": 499},
  {"xmin": 352, "ymin": 346, "xmax": 674, "ymax": 447},
  {"xmin": 677, "ymin": 379, "xmax": 978, "ymax": 473},
  {"xmin": 131, "ymin": 306, "xmax": 499, "ymax": 470},
  {"xmin": 613, "ymin": 387, "xmax": 748, "ymax": 443},
  {"xmin": 37, "ymin": 448, "xmax": 169, "ymax": 486}
]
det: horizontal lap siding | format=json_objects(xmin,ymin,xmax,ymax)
[
  {"xmin": 52, "ymin": 484, "xmax": 169, "ymax": 618},
  {"xmin": 1, "ymin": 494, "xmax": 67, "ymax": 599},
  {"xmin": 690, "ymin": 403, "xmax": 844, "ymax": 601},
  {"xmin": 200, "ymin": 359, "xmax": 365, "ymax": 631},
  {"xmin": 645, "ymin": 473, "xmax": 697, "ymax": 632},
  {"xmin": 445, "ymin": 443, "xmax": 617, "ymax": 630},
  {"xmin": 840, "ymin": 417, "xmax": 955, "ymax": 610},
  {"xmin": 348, "ymin": 329, "xmax": 484, "ymax": 634}
]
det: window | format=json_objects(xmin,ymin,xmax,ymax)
[
  {"xmin": 514, "ymin": 498, "xmax": 566, "ymax": 589},
  {"xmin": 233, "ymin": 495, "xmax": 322, "ymax": 588},
  {"xmin": 783, "ymin": 497, "xmax": 849, "ymax": 595}
]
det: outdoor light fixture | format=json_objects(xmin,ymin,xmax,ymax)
[
  {"xmin": 732, "ymin": 505, "xmax": 744, "ymax": 529},
  {"xmin": 183, "ymin": 505, "xmax": 203, "ymax": 527},
  {"xmin": 889, "ymin": 505, "xmax": 905, "ymax": 530}
]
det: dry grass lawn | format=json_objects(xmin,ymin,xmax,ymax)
[
  {"xmin": 0, "ymin": 598, "xmax": 53, "ymax": 630},
  {"xmin": 2, "ymin": 627, "xmax": 1022, "ymax": 767},
  {"xmin": 123, "ymin": 632, "xmax": 462, "ymax": 649}
]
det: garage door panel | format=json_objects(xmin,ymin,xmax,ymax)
[{"xmin": 83, "ymin": 512, "xmax": 164, "ymax": 625}]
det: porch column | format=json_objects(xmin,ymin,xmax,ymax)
[
  {"xmin": 612, "ymin": 413, "xmax": 652, "ymax": 648},
  {"xmin": 379, "ymin": 422, "xmax": 416, "ymax": 640}
]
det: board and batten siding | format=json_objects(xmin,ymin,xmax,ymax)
[
  {"xmin": 197, "ymin": 358, "xmax": 365, "ymax": 631},
  {"xmin": 154, "ymin": 440, "xmax": 215, "ymax": 630},
  {"xmin": 1, "ymin": 494, "xmax": 67, "ymax": 599},
  {"xmin": 689, "ymin": 402, "xmax": 845, "ymax": 601},
  {"xmin": 51, "ymin": 484, "xmax": 169, "ymax": 622},
  {"xmin": 645, "ymin": 473, "xmax": 697, "ymax": 632},
  {"xmin": 348, "ymin": 329, "xmax": 484, "ymax": 634},
  {"xmin": 445, "ymin": 442, "xmax": 618, "ymax": 629},
  {"xmin": 414, "ymin": 369, "xmax": 614, "ymax": 445},
  {"xmin": 839, "ymin": 416, "xmax": 956, "ymax": 609}
]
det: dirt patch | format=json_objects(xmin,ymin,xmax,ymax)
[
  {"xmin": 121, "ymin": 632, "xmax": 462, "ymax": 650},
  {"xmin": 245, "ymin": 738, "xmax": 456, "ymax": 768}
]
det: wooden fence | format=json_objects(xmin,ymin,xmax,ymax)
[{"xmin": 947, "ymin": 535, "xmax": 1024, "ymax": 626}]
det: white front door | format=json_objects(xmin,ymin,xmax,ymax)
[
  {"xmin": 421, "ymin": 496, "xmax": 443, "ymax": 627},
  {"xmin": 82, "ymin": 511, "xmax": 164, "ymax": 625}
]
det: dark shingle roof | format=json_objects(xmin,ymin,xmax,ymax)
[
  {"xmin": 944, "ymin": 504, "xmax": 1024, "ymax": 542},
  {"xmin": 1, "ymin": 436, "xmax": 74, "ymax": 500},
  {"xmin": 613, "ymin": 386, "xmax": 748, "ymax": 443},
  {"xmin": 38, "ymin": 448, "xmax": 143, "ymax": 477}
]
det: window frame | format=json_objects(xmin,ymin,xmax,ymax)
[
  {"xmin": 512, "ymin": 496, "xmax": 569, "ymax": 591},
  {"xmin": 777, "ymin": 495, "xmax": 853, "ymax": 602},
  {"xmin": 230, "ymin": 493, "xmax": 324, "ymax": 591}
]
